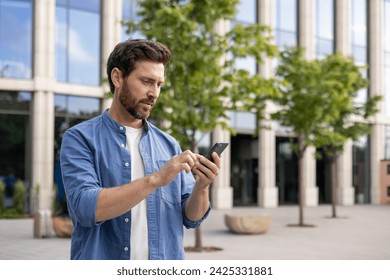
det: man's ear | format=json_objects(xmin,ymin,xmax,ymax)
[{"xmin": 111, "ymin": 67, "xmax": 122, "ymax": 89}]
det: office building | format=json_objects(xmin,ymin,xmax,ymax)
[{"xmin": 0, "ymin": 0, "xmax": 388, "ymax": 213}]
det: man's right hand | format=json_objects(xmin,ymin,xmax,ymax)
[{"xmin": 150, "ymin": 150, "xmax": 197, "ymax": 187}]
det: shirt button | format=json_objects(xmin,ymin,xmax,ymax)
[
  {"xmin": 124, "ymin": 162, "xmax": 129, "ymax": 167},
  {"xmin": 125, "ymin": 218, "xmax": 129, "ymax": 223},
  {"xmin": 121, "ymin": 143, "xmax": 125, "ymax": 148},
  {"xmin": 119, "ymin": 126, "xmax": 124, "ymax": 130},
  {"xmin": 124, "ymin": 247, "xmax": 128, "ymax": 252}
]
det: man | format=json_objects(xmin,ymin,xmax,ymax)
[{"xmin": 60, "ymin": 39, "xmax": 221, "ymax": 260}]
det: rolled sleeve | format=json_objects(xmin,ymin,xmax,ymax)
[
  {"xmin": 181, "ymin": 193, "xmax": 211, "ymax": 229},
  {"xmin": 60, "ymin": 129, "xmax": 102, "ymax": 227}
]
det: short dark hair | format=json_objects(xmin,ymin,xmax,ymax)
[{"xmin": 106, "ymin": 39, "xmax": 171, "ymax": 93}]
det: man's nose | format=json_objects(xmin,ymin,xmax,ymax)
[{"xmin": 148, "ymin": 84, "xmax": 159, "ymax": 98}]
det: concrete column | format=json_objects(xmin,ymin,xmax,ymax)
[
  {"xmin": 209, "ymin": 19, "xmax": 233, "ymax": 209},
  {"xmin": 211, "ymin": 127, "xmax": 233, "ymax": 209},
  {"xmin": 298, "ymin": 0, "xmax": 318, "ymax": 206},
  {"xmin": 337, "ymin": 140, "xmax": 354, "ymax": 205},
  {"xmin": 257, "ymin": 0, "xmax": 279, "ymax": 208},
  {"xmin": 334, "ymin": 0, "xmax": 355, "ymax": 205},
  {"xmin": 368, "ymin": 0, "xmax": 384, "ymax": 204},
  {"xmin": 31, "ymin": 91, "xmax": 55, "ymax": 212},
  {"xmin": 335, "ymin": 0, "xmax": 350, "ymax": 55},
  {"xmin": 302, "ymin": 146, "xmax": 319, "ymax": 206},
  {"xmin": 298, "ymin": 0, "xmax": 314, "ymax": 58},
  {"xmin": 258, "ymin": 117, "xmax": 278, "ymax": 208},
  {"xmin": 34, "ymin": 0, "xmax": 55, "ymax": 84},
  {"xmin": 101, "ymin": 0, "xmax": 122, "ymax": 111},
  {"xmin": 30, "ymin": 0, "xmax": 56, "ymax": 214}
]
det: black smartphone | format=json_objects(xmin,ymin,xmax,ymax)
[{"xmin": 205, "ymin": 142, "xmax": 229, "ymax": 162}]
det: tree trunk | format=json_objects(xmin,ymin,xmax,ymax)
[
  {"xmin": 298, "ymin": 152, "xmax": 305, "ymax": 226},
  {"xmin": 195, "ymin": 226, "xmax": 202, "ymax": 249},
  {"xmin": 191, "ymin": 142, "xmax": 203, "ymax": 250},
  {"xmin": 331, "ymin": 153, "xmax": 339, "ymax": 218}
]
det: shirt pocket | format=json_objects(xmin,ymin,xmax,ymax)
[{"xmin": 156, "ymin": 160, "xmax": 181, "ymax": 207}]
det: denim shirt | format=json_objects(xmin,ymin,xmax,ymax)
[{"xmin": 60, "ymin": 110, "xmax": 210, "ymax": 260}]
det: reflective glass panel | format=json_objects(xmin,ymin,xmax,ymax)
[
  {"xmin": 232, "ymin": 0, "xmax": 257, "ymax": 73},
  {"xmin": 0, "ymin": 91, "xmax": 31, "ymax": 191},
  {"xmin": 0, "ymin": 0, "xmax": 32, "ymax": 79},
  {"xmin": 54, "ymin": 94, "xmax": 101, "ymax": 158},
  {"xmin": 274, "ymin": 0, "xmax": 297, "ymax": 48},
  {"xmin": 352, "ymin": 136, "xmax": 370, "ymax": 203},
  {"xmin": 350, "ymin": 0, "xmax": 367, "ymax": 48},
  {"xmin": 354, "ymin": 68, "xmax": 367, "ymax": 104},
  {"xmin": 316, "ymin": 39, "xmax": 334, "ymax": 58},
  {"xmin": 385, "ymin": 0, "xmax": 390, "ymax": 51},
  {"xmin": 230, "ymin": 111, "xmax": 256, "ymax": 131},
  {"xmin": 384, "ymin": 0, "xmax": 390, "ymax": 117},
  {"xmin": 121, "ymin": 0, "xmax": 143, "ymax": 40},
  {"xmin": 236, "ymin": 0, "xmax": 256, "ymax": 24},
  {"xmin": 55, "ymin": 0, "xmax": 101, "ymax": 86},
  {"xmin": 384, "ymin": 66, "xmax": 390, "ymax": 117},
  {"xmin": 314, "ymin": 0, "xmax": 334, "ymax": 57},
  {"xmin": 350, "ymin": 0, "xmax": 367, "ymax": 106},
  {"xmin": 278, "ymin": 0, "xmax": 297, "ymax": 32},
  {"xmin": 55, "ymin": 94, "xmax": 101, "ymax": 116},
  {"xmin": 0, "ymin": 91, "xmax": 31, "ymax": 112},
  {"xmin": 55, "ymin": 7, "xmax": 67, "ymax": 82},
  {"xmin": 69, "ymin": 0, "xmax": 100, "ymax": 13}
]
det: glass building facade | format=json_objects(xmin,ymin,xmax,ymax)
[
  {"xmin": 0, "ymin": 0, "xmax": 388, "ymax": 213},
  {"xmin": 0, "ymin": 0, "xmax": 32, "ymax": 79}
]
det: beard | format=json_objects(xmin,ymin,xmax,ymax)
[{"xmin": 118, "ymin": 83, "xmax": 152, "ymax": 120}]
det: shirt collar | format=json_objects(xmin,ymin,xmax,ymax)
[{"xmin": 102, "ymin": 109, "xmax": 150, "ymax": 133}]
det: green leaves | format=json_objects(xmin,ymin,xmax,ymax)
[
  {"xmin": 273, "ymin": 46, "xmax": 380, "ymax": 156},
  {"xmin": 124, "ymin": 0, "xmax": 278, "ymax": 149}
]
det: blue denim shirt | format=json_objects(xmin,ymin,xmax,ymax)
[{"xmin": 60, "ymin": 110, "xmax": 210, "ymax": 260}]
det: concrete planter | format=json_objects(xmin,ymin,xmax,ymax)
[{"xmin": 224, "ymin": 214, "xmax": 270, "ymax": 234}]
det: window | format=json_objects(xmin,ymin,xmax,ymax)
[
  {"xmin": 54, "ymin": 94, "xmax": 100, "ymax": 161},
  {"xmin": 274, "ymin": 0, "xmax": 297, "ymax": 49},
  {"xmin": 121, "ymin": 0, "xmax": 143, "ymax": 40},
  {"xmin": 53, "ymin": 93, "xmax": 100, "ymax": 215},
  {"xmin": 314, "ymin": 0, "xmax": 334, "ymax": 58},
  {"xmin": 352, "ymin": 136, "xmax": 370, "ymax": 203},
  {"xmin": 232, "ymin": 0, "xmax": 257, "ymax": 74},
  {"xmin": 0, "ymin": 91, "xmax": 32, "ymax": 191},
  {"xmin": 229, "ymin": 0, "xmax": 257, "ymax": 132},
  {"xmin": 384, "ymin": 0, "xmax": 390, "ymax": 117},
  {"xmin": 55, "ymin": 0, "xmax": 101, "ymax": 86},
  {"xmin": 0, "ymin": 0, "xmax": 32, "ymax": 79},
  {"xmin": 350, "ymin": 0, "xmax": 367, "ymax": 104}
]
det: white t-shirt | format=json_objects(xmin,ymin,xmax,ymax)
[{"xmin": 125, "ymin": 126, "xmax": 148, "ymax": 260}]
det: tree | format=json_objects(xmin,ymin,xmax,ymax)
[
  {"xmin": 123, "ymin": 0, "xmax": 279, "ymax": 250},
  {"xmin": 272, "ymin": 47, "xmax": 379, "ymax": 226},
  {"xmin": 311, "ymin": 54, "xmax": 381, "ymax": 218}
]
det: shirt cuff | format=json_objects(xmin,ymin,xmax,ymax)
[{"xmin": 182, "ymin": 202, "xmax": 211, "ymax": 229}]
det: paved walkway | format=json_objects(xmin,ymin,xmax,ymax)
[{"xmin": 0, "ymin": 205, "xmax": 389, "ymax": 260}]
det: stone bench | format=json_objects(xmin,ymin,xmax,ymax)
[{"xmin": 224, "ymin": 214, "xmax": 271, "ymax": 234}]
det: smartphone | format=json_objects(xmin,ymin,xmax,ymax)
[{"xmin": 205, "ymin": 142, "xmax": 229, "ymax": 162}]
